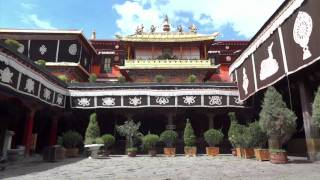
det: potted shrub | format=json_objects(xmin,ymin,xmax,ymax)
[
  {"xmin": 259, "ymin": 87, "xmax": 297, "ymax": 164},
  {"xmin": 142, "ymin": 133, "xmax": 160, "ymax": 157},
  {"xmin": 183, "ymin": 119, "xmax": 197, "ymax": 157},
  {"xmin": 186, "ymin": 74, "xmax": 197, "ymax": 83},
  {"xmin": 228, "ymin": 116, "xmax": 246, "ymax": 157},
  {"xmin": 241, "ymin": 126, "xmax": 255, "ymax": 159},
  {"xmin": 154, "ymin": 74, "xmax": 165, "ymax": 83},
  {"xmin": 312, "ymin": 86, "xmax": 320, "ymax": 128},
  {"xmin": 160, "ymin": 130, "xmax": 178, "ymax": 157},
  {"xmin": 116, "ymin": 120, "xmax": 141, "ymax": 157},
  {"xmin": 204, "ymin": 129, "xmax": 224, "ymax": 156},
  {"xmin": 247, "ymin": 121, "xmax": 269, "ymax": 161},
  {"xmin": 61, "ymin": 131, "xmax": 83, "ymax": 157},
  {"xmin": 85, "ymin": 113, "xmax": 100, "ymax": 145},
  {"xmin": 101, "ymin": 134, "xmax": 115, "ymax": 156},
  {"xmin": 228, "ymin": 112, "xmax": 238, "ymax": 156}
]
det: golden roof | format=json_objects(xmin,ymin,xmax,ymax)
[{"xmin": 116, "ymin": 32, "xmax": 219, "ymax": 43}]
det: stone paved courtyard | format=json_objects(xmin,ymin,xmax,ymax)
[{"xmin": 1, "ymin": 155, "xmax": 320, "ymax": 180}]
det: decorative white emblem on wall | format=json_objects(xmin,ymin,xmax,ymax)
[
  {"xmin": 183, "ymin": 96, "xmax": 196, "ymax": 105},
  {"xmin": 129, "ymin": 96, "xmax": 142, "ymax": 106},
  {"xmin": 293, "ymin": 11, "xmax": 313, "ymax": 60},
  {"xmin": 234, "ymin": 97, "xmax": 244, "ymax": 105},
  {"xmin": 77, "ymin": 98, "xmax": 91, "ymax": 106},
  {"xmin": 68, "ymin": 44, "xmax": 77, "ymax": 55},
  {"xmin": 43, "ymin": 88, "xmax": 51, "ymax": 100},
  {"xmin": 17, "ymin": 44, "xmax": 25, "ymax": 54},
  {"xmin": 24, "ymin": 78, "xmax": 35, "ymax": 93},
  {"xmin": 242, "ymin": 68, "xmax": 249, "ymax": 95},
  {"xmin": 39, "ymin": 45, "xmax": 47, "ymax": 55},
  {"xmin": 102, "ymin": 97, "xmax": 115, "ymax": 106},
  {"xmin": 156, "ymin": 96, "xmax": 170, "ymax": 105},
  {"xmin": 259, "ymin": 42, "xmax": 279, "ymax": 80},
  {"xmin": 209, "ymin": 96, "xmax": 222, "ymax": 105},
  {"xmin": 56, "ymin": 94, "xmax": 64, "ymax": 105},
  {"xmin": 0, "ymin": 67, "xmax": 13, "ymax": 84}
]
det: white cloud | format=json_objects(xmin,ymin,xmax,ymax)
[
  {"xmin": 20, "ymin": 3, "xmax": 36, "ymax": 10},
  {"xmin": 113, "ymin": 0, "xmax": 285, "ymax": 38},
  {"xmin": 21, "ymin": 14, "xmax": 56, "ymax": 29}
]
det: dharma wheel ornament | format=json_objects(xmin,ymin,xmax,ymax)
[{"xmin": 293, "ymin": 11, "xmax": 313, "ymax": 60}]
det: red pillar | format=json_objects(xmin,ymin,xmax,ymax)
[
  {"xmin": 49, "ymin": 118, "xmax": 58, "ymax": 146},
  {"xmin": 23, "ymin": 109, "xmax": 36, "ymax": 156}
]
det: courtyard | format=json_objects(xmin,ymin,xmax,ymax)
[{"xmin": 1, "ymin": 155, "xmax": 320, "ymax": 180}]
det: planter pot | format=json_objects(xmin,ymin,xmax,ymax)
[
  {"xmin": 148, "ymin": 149, "xmax": 157, "ymax": 157},
  {"xmin": 206, "ymin": 147, "xmax": 219, "ymax": 156},
  {"xmin": 184, "ymin": 147, "xmax": 197, "ymax": 157},
  {"xmin": 231, "ymin": 149, "xmax": 237, "ymax": 156},
  {"xmin": 236, "ymin": 148, "xmax": 243, "ymax": 158},
  {"xmin": 65, "ymin": 148, "xmax": 79, "ymax": 157},
  {"xmin": 243, "ymin": 148, "xmax": 255, "ymax": 159},
  {"xmin": 164, "ymin": 148, "xmax": 176, "ymax": 157},
  {"xmin": 127, "ymin": 151, "xmax": 137, "ymax": 157},
  {"xmin": 104, "ymin": 149, "xmax": 112, "ymax": 157},
  {"xmin": 270, "ymin": 151, "xmax": 288, "ymax": 164},
  {"xmin": 254, "ymin": 149, "xmax": 270, "ymax": 161}
]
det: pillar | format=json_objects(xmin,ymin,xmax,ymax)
[
  {"xmin": 208, "ymin": 113, "xmax": 215, "ymax": 129},
  {"xmin": 166, "ymin": 113, "xmax": 175, "ymax": 130},
  {"xmin": 23, "ymin": 108, "xmax": 36, "ymax": 156},
  {"xmin": 49, "ymin": 116, "xmax": 59, "ymax": 146},
  {"xmin": 298, "ymin": 81, "xmax": 320, "ymax": 161}
]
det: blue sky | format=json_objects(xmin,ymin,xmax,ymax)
[{"xmin": 0, "ymin": 0, "xmax": 284, "ymax": 40}]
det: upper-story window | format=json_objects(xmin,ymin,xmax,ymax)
[{"xmin": 101, "ymin": 56, "xmax": 112, "ymax": 73}]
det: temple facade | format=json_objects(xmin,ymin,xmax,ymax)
[{"xmin": 0, "ymin": 17, "xmax": 251, "ymax": 155}]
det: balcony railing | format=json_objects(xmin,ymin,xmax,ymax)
[{"xmin": 119, "ymin": 59, "xmax": 217, "ymax": 69}]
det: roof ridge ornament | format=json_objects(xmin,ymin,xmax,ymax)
[
  {"xmin": 189, "ymin": 24, "xmax": 197, "ymax": 34},
  {"xmin": 135, "ymin": 24, "xmax": 144, "ymax": 35},
  {"xmin": 163, "ymin": 15, "xmax": 170, "ymax": 32}
]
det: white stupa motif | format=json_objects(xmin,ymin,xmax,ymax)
[
  {"xmin": 259, "ymin": 42, "xmax": 279, "ymax": 80},
  {"xmin": 293, "ymin": 11, "xmax": 313, "ymax": 60},
  {"xmin": 242, "ymin": 68, "xmax": 249, "ymax": 95}
]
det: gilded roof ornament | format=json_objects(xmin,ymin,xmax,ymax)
[
  {"xmin": 189, "ymin": 24, "xmax": 197, "ymax": 33},
  {"xmin": 177, "ymin": 25, "xmax": 183, "ymax": 33},
  {"xmin": 150, "ymin": 25, "xmax": 156, "ymax": 33},
  {"xmin": 135, "ymin": 24, "xmax": 144, "ymax": 35}
]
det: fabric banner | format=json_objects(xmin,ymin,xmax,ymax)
[
  {"xmin": 58, "ymin": 40, "xmax": 81, "ymax": 63},
  {"xmin": 203, "ymin": 95, "xmax": 227, "ymax": 106},
  {"xmin": 30, "ymin": 40, "xmax": 57, "ymax": 62},
  {"xmin": 236, "ymin": 56, "xmax": 256, "ymax": 100}
]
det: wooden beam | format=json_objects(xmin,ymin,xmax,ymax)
[{"xmin": 298, "ymin": 80, "xmax": 320, "ymax": 161}]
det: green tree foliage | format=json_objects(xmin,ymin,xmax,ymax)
[
  {"xmin": 160, "ymin": 130, "xmax": 178, "ymax": 147},
  {"xmin": 57, "ymin": 74, "xmax": 70, "ymax": 83},
  {"xmin": 204, "ymin": 129, "xmax": 224, "ymax": 147},
  {"xmin": 117, "ymin": 76, "xmax": 126, "ymax": 84},
  {"xmin": 259, "ymin": 87, "xmax": 297, "ymax": 147},
  {"xmin": 228, "ymin": 120, "xmax": 246, "ymax": 148},
  {"xmin": 88, "ymin": 73, "xmax": 97, "ymax": 82},
  {"xmin": 186, "ymin": 74, "xmax": 197, "ymax": 83},
  {"xmin": 154, "ymin": 74, "xmax": 165, "ymax": 83},
  {"xmin": 183, "ymin": 119, "xmax": 196, "ymax": 147},
  {"xmin": 85, "ymin": 113, "xmax": 100, "ymax": 144},
  {"xmin": 4, "ymin": 39, "xmax": 22, "ymax": 52},
  {"xmin": 312, "ymin": 86, "xmax": 320, "ymax": 128},
  {"xmin": 142, "ymin": 133, "xmax": 160, "ymax": 150},
  {"xmin": 247, "ymin": 121, "xmax": 267, "ymax": 148},
  {"xmin": 35, "ymin": 59, "xmax": 46, "ymax": 67},
  {"xmin": 101, "ymin": 134, "xmax": 115, "ymax": 149},
  {"xmin": 61, "ymin": 130, "xmax": 83, "ymax": 148},
  {"xmin": 116, "ymin": 120, "xmax": 141, "ymax": 148}
]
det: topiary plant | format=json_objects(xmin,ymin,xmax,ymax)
[
  {"xmin": 61, "ymin": 130, "xmax": 83, "ymax": 149},
  {"xmin": 101, "ymin": 134, "xmax": 115, "ymax": 149},
  {"xmin": 160, "ymin": 130, "xmax": 178, "ymax": 147},
  {"xmin": 312, "ymin": 86, "xmax": 320, "ymax": 128},
  {"xmin": 88, "ymin": 73, "xmax": 97, "ymax": 82},
  {"xmin": 248, "ymin": 121, "xmax": 267, "ymax": 148},
  {"xmin": 204, "ymin": 129, "xmax": 224, "ymax": 147},
  {"xmin": 154, "ymin": 74, "xmax": 165, "ymax": 83},
  {"xmin": 228, "ymin": 113, "xmax": 246, "ymax": 148},
  {"xmin": 85, "ymin": 113, "xmax": 100, "ymax": 144},
  {"xmin": 183, "ymin": 119, "xmax": 196, "ymax": 147},
  {"xmin": 259, "ymin": 86, "xmax": 297, "ymax": 149},
  {"xmin": 116, "ymin": 120, "xmax": 141, "ymax": 148},
  {"xmin": 142, "ymin": 133, "xmax": 160, "ymax": 150},
  {"xmin": 186, "ymin": 74, "xmax": 197, "ymax": 83}
]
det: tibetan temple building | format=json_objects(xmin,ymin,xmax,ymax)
[{"xmin": 1, "ymin": 0, "xmax": 320, "ymax": 160}]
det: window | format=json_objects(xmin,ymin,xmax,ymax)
[{"xmin": 103, "ymin": 57, "xmax": 111, "ymax": 72}]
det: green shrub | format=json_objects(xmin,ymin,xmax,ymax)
[
  {"xmin": 88, "ymin": 73, "xmax": 97, "ymax": 82},
  {"xmin": 154, "ymin": 74, "xmax": 165, "ymax": 83},
  {"xmin": 117, "ymin": 76, "xmax": 126, "ymax": 84},
  {"xmin": 186, "ymin": 74, "xmax": 197, "ymax": 83},
  {"xmin": 312, "ymin": 86, "xmax": 320, "ymax": 128},
  {"xmin": 183, "ymin": 119, "xmax": 196, "ymax": 147},
  {"xmin": 57, "ymin": 74, "xmax": 70, "ymax": 83},
  {"xmin": 228, "ymin": 113, "xmax": 246, "ymax": 148},
  {"xmin": 126, "ymin": 147, "xmax": 138, "ymax": 153},
  {"xmin": 35, "ymin": 59, "xmax": 46, "ymax": 67},
  {"xmin": 142, "ymin": 134, "xmax": 160, "ymax": 150},
  {"xmin": 4, "ymin": 39, "xmax": 22, "ymax": 52},
  {"xmin": 101, "ymin": 134, "xmax": 115, "ymax": 149},
  {"xmin": 248, "ymin": 121, "xmax": 267, "ymax": 148},
  {"xmin": 116, "ymin": 120, "xmax": 141, "ymax": 148},
  {"xmin": 204, "ymin": 129, "xmax": 224, "ymax": 147},
  {"xmin": 269, "ymin": 149, "xmax": 286, "ymax": 153},
  {"xmin": 160, "ymin": 130, "xmax": 178, "ymax": 147},
  {"xmin": 61, "ymin": 130, "xmax": 83, "ymax": 148},
  {"xmin": 85, "ymin": 113, "xmax": 100, "ymax": 144},
  {"xmin": 259, "ymin": 87, "xmax": 296, "ymax": 148}
]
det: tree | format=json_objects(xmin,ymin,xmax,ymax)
[
  {"xmin": 88, "ymin": 73, "xmax": 97, "ymax": 82},
  {"xmin": 4, "ymin": 39, "xmax": 22, "ymax": 52},
  {"xmin": 312, "ymin": 86, "xmax": 320, "ymax": 128},
  {"xmin": 183, "ymin": 119, "xmax": 196, "ymax": 147},
  {"xmin": 116, "ymin": 120, "xmax": 141, "ymax": 148},
  {"xmin": 154, "ymin": 74, "xmax": 165, "ymax": 83},
  {"xmin": 35, "ymin": 59, "xmax": 46, "ymax": 67},
  {"xmin": 85, "ymin": 113, "xmax": 100, "ymax": 144},
  {"xmin": 186, "ymin": 74, "xmax": 197, "ymax": 83},
  {"xmin": 259, "ymin": 86, "xmax": 297, "ymax": 149}
]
